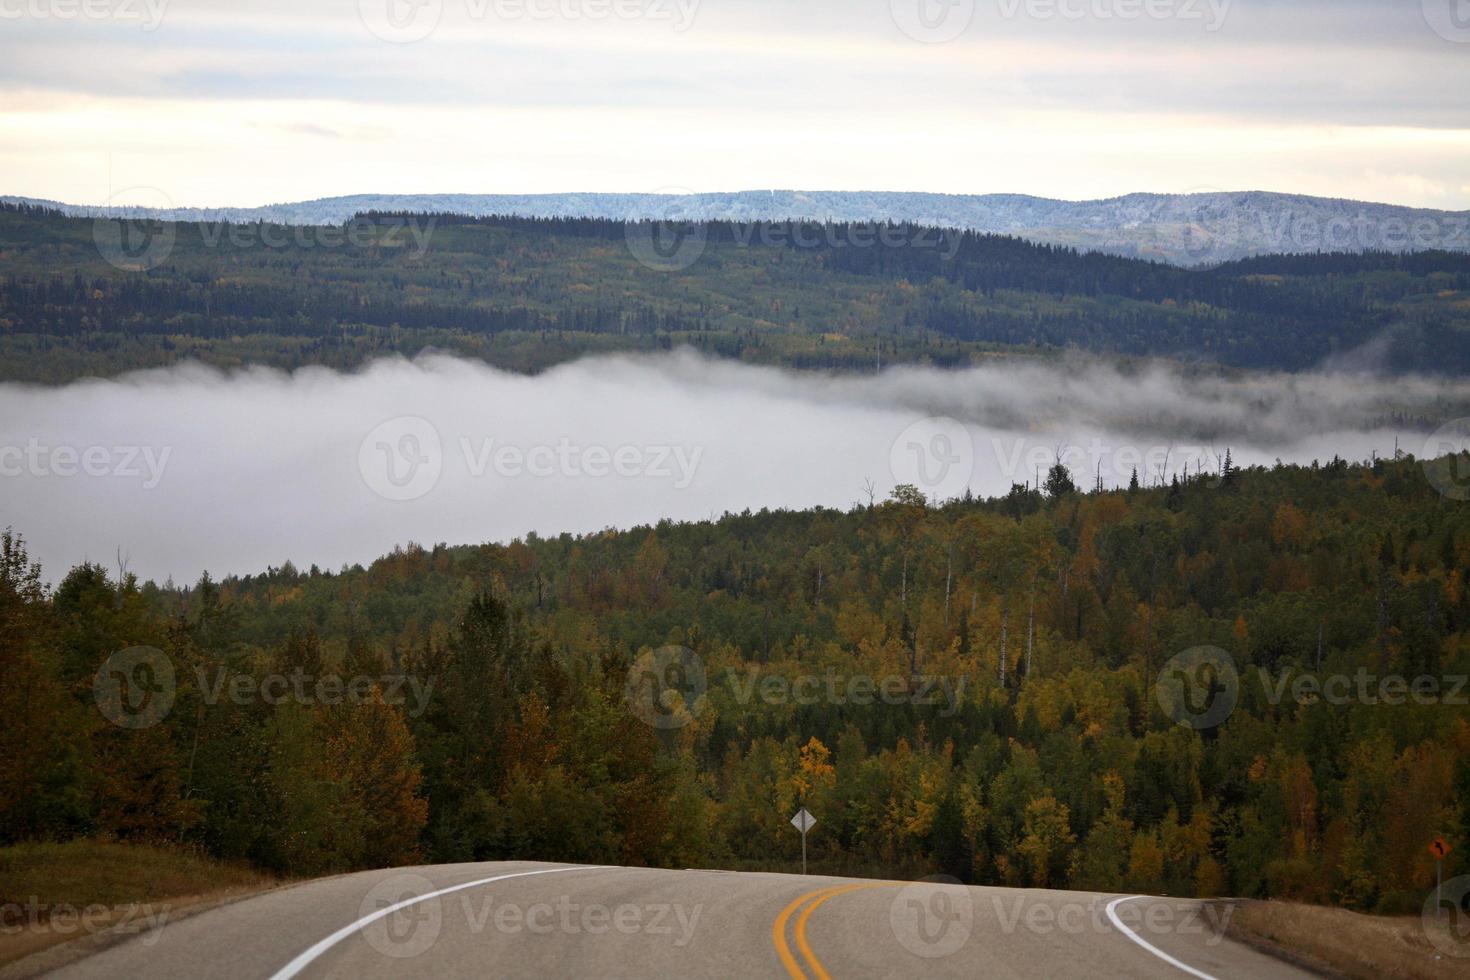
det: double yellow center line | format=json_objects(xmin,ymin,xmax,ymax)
[{"xmin": 771, "ymin": 882, "xmax": 894, "ymax": 979}]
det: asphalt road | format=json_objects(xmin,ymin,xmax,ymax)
[{"xmin": 50, "ymin": 862, "xmax": 1312, "ymax": 979}]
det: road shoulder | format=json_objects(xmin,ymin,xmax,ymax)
[{"xmin": 1218, "ymin": 898, "xmax": 1463, "ymax": 980}]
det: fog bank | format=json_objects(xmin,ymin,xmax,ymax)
[{"xmin": 3, "ymin": 350, "xmax": 1467, "ymax": 584}]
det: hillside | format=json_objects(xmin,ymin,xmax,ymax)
[
  {"xmin": 8, "ymin": 190, "xmax": 1468, "ymax": 266},
  {"xmin": 2, "ymin": 205, "xmax": 1469, "ymax": 383},
  {"xmin": 4, "ymin": 453, "xmax": 1466, "ymax": 908}
]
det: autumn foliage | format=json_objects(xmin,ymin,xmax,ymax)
[{"xmin": 2, "ymin": 453, "xmax": 1468, "ymax": 912}]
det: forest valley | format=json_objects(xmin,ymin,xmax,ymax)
[{"xmin": 2, "ymin": 452, "xmax": 1468, "ymax": 915}]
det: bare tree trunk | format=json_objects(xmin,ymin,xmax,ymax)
[
  {"xmin": 1144, "ymin": 556, "xmax": 1158, "ymax": 676},
  {"xmin": 1143, "ymin": 602, "xmax": 1154, "ymax": 678},
  {"xmin": 944, "ymin": 543, "xmax": 953, "ymax": 628},
  {"xmin": 1025, "ymin": 588, "xmax": 1035, "ymax": 680},
  {"xmin": 901, "ymin": 551, "xmax": 909, "ymax": 610},
  {"xmin": 762, "ymin": 602, "xmax": 770, "ymax": 663},
  {"xmin": 1376, "ymin": 576, "xmax": 1389, "ymax": 672},
  {"xmin": 999, "ymin": 606, "xmax": 1009, "ymax": 685}
]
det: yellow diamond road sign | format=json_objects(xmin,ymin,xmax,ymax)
[{"xmin": 791, "ymin": 809, "xmax": 816, "ymax": 833}]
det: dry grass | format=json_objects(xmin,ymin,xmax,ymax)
[
  {"xmin": 0, "ymin": 839, "xmax": 279, "ymax": 973},
  {"xmin": 1227, "ymin": 898, "xmax": 1469, "ymax": 980}
]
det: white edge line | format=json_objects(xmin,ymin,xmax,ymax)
[
  {"xmin": 269, "ymin": 864, "xmax": 612, "ymax": 980},
  {"xmin": 1105, "ymin": 895, "xmax": 1221, "ymax": 980}
]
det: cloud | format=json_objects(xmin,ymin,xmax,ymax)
[{"xmin": 1, "ymin": 0, "xmax": 1469, "ymax": 208}]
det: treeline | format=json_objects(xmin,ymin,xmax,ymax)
[
  {"xmin": 3, "ymin": 455, "xmax": 1467, "ymax": 910},
  {"xmin": 0, "ymin": 276, "xmax": 701, "ymax": 340},
  {"xmin": 2, "ymin": 205, "xmax": 1467, "ymax": 379}
]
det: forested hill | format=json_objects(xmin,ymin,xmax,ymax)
[
  {"xmin": 4, "ymin": 453, "xmax": 1467, "ymax": 909},
  {"xmin": 2, "ymin": 204, "xmax": 1469, "ymax": 382},
  {"xmin": 9, "ymin": 189, "xmax": 1469, "ymax": 265}
]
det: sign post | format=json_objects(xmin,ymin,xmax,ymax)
[
  {"xmin": 791, "ymin": 808, "xmax": 816, "ymax": 875},
  {"xmin": 1430, "ymin": 838, "xmax": 1452, "ymax": 916}
]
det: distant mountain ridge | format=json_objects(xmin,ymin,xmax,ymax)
[{"xmin": 6, "ymin": 189, "xmax": 1468, "ymax": 265}]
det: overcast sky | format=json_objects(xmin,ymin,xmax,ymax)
[{"xmin": 1, "ymin": 0, "xmax": 1468, "ymax": 208}]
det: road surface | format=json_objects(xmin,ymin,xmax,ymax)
[{"xmin": 49, "ymin": 862, "xmax": 1310, "ymax": 979}]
